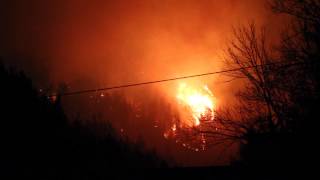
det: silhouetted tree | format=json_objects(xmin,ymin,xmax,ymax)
[
  {"xmin": 183, "ymin": 0, "xmax": 320, "ymax": 169},
  {"xmin": 214, "ymin": 0, "xmax": 320, "ymax": 168},
  {"xmin": 271, "ymin": 0, "xmax": 320, "ymax": 132}
]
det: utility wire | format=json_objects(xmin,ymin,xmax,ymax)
[{"xmin": 49, "ymin": 61, "xmax": 302, "ymax": 97}]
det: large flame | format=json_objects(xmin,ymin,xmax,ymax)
[{"xmin": 176, "ymin": 83, "xmax": 215, "ymax": 127}]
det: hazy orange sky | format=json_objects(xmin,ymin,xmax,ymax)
[{"xmin": 0, "ymin": 0, "xmax": 284, "ymax": 86}]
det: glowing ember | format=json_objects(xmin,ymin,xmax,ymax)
[
  {"xmin": 171, "ymin": 124, "xmax": 177, "ymax": 131},
  {"xmin": 176, "ymin": 83, "xmax": 215, "ymax": 127}
]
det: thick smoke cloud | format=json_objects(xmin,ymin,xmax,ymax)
[{"xmin": 1, "ymin": 0, "xmax": 278, "ymax": 86}]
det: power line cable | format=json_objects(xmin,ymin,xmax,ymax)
[{"xmin": 49, "ymin": 61, "xmax": 302, "ymax": 97}]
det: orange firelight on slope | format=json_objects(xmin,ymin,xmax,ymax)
[{"xmin": 176, "ymin": 83, "xmax": 215, "ymax": 127}]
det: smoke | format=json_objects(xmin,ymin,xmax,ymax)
[
  {"xmin": 0, "ymin": 0, "xmax": 286, "ymax": 166},
  {"xmin": 1, "ymin": 0, "xmax": 277, "ymax": 85}
]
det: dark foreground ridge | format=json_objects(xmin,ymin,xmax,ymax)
[{"xmin": 0, "ymin": 62, "xmax": 167, "ymax": 179}]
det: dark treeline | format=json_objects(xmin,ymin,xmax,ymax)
[{"xmin": 0, "ymin": 62, "xmax": 167, "ymax": 179}]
